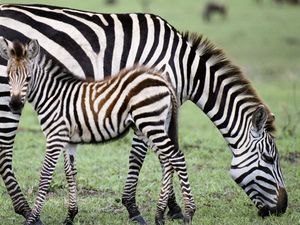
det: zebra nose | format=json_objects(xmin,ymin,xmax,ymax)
[
  {"xmin": 258, "ymin": 187, "xmax": 288, "ymax": 217},
  {"xmin": 9, "ymin": 95, "xmax": 24, "ymax": 114},
  {"xmin": 276, "ymin": 187, "xmax": 288, "ymax": 215}
]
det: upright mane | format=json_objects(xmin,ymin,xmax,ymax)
[{"xmin": 181, "ymin": 32, "xmax": 276, "ymax": 134}]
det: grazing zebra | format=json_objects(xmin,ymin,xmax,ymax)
[
  {"xmin": 0, "ymin": 4, "xmax": 287, "ymax": 224},
  {"xmin": 0, "ymin": 38, "xmax": 196, "ymax": 225}
]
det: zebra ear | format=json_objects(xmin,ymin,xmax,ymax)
[
  {"xmin": 27, "ymin": 39, "xmax": 40, "ymax": 60},
  {"xmin": 252, "ymin": 105, "xmax": 268, "ymax": 133},
  {"xmin": 0, "ymin": 37, "xmax": 10, "ymax": 60}
]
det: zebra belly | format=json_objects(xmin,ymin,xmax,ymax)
[{"xmin": 68, "ymin": 112, "xmax": 132, "ymax": 144}]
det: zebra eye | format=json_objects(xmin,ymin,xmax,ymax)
[{"xmin": 261, "ymin": 153, "xmax": 274, "ymax": 164}]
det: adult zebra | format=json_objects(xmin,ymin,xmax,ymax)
[{"xmin": 0, "ymin": 3, "xmax": 287, "ymax": 224}]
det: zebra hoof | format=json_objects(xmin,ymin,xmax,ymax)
[
  {"xmin": 34, "ymin": 219, "xmax": 45, "ymax": 225},
  {"xmin": 182, "ymin": 215, "xmax": 192, "ymax": 225},
  {"xmin": 154, "ymin": 216, "xmax": 165, "ymax": 225},
  {"xmin": 23, "ymin": 219, "xmax": 44, "ymax": 225},
  {"xmin": 63, "ymin": 219, "xmax": 73, "ymax": 225},
  {"xmin": 131, "ymin": 214, "xmax": 148, "ymax": 225},
  {"xmin": 167, "ymin": 208, "xmax": 184, "ymax": 220}
]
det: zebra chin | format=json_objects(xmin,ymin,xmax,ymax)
[
  {"xmin": 9, "ymin": 96, "xmax": 24, "ymax": 114},
  {"xmin": 257, "ymin": 187, "xmax": 288, "ymax": 218}
]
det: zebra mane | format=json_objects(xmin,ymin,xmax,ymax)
[
  {"xmin": 11, "ymin": 40, "xmax": 26, "ymax": 60},
  {"xmin": 181, "ymin": 32, "xmax": 276, "ymax": 135}
]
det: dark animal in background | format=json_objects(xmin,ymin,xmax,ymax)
[
  {"xmin": 256, "ymin": 0, "xmax": 300, "ymax": 4},
  {"xmin": 202, "ymin": 1, "xmax": 227, "ymax": 22},
  {"xmin": 105, "ymin": 0, "xmax": 117, "ymax": 5},
  {"xmin": 203, "ymin": 1, "xmax": 227, "ymax": 22}
]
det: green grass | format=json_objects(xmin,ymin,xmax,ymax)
[{"xmin": 0, "ymin": 1, "xmax": 300, "ymax": 225}]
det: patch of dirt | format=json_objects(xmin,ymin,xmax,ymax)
[{"xmin": 282, "ymin": 152, "xmax": 300, "ymax": 163}]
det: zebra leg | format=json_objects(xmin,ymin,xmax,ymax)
[
  {"xmin": 169, "ymin": 150, "xmax": 196, "ymax": 224},
  {"xmin": 24, "ymin": 142, "xmax": 64, "ymax": 225},
  {"xmin": 0, "ymin": 146, "xmax": 31, "ymax": 218},
  {"xmin": 122, "ymin": 134, "xmax": 183, "ymax": 224},
  {"xmin": 122, "ymin": 134, "xmax": 148, "ymax": 225},
  {"xmin": 165, "ymin": 170, "xmax": 184, "ymax": 220},
  {"xmin": 142, "ymin": 131, "xmax": 195, "ymax": 225},
  {"xmin": 154, "ymin": 157, "xmax": 173, "ymax": 225},
  {"xmin": 63, "ymin": 149, "xmax": 78, "ymax": 225}
]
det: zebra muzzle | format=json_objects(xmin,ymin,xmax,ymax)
[
  {"xmin": 9, "ymin": 95, "xmax": 24, "ymax": 114},
  {"xmin": 258, "ymin": 187, "xmax": 288, "ymax": 217}
]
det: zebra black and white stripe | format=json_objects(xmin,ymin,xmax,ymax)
[
  {"xmin": 0, "ymin": 38, "xmax": 196, "ymax": 225},
  {"xmin": 0, "ymin": 4, "xmax": 287, "ymax": 224}
]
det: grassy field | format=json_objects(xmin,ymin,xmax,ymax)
[{"xmin": 0, "ymin": 0, "xmax": 300, "ymax": 225}]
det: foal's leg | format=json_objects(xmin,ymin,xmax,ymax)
[
  {"xmin": 142, "ymin": 131, "xmax": 195, "ymax": 225},
  {"xmin": 24, "ymin": 136, "xmax": 67, "ymax": 225},
  {"xmin": 122, "ymin": 133, "xmax": 183, "ymax": 224},
  {"xmin": 122, "ymin": 133, "xmax": 148, "ymax": 224},
  {"xmin": 169, "ymin": 150, "xmax": 195, "ymax": 224},
  {"xmin": 63, "ymin": 148, "xmax": 78, "ymax": 225}
]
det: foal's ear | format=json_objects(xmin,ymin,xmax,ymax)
[
  {"xmin": 27, "ymin": 39, "xmax": 40, "ymax": 60},
  {"xmin": 0, "ymin": 37, "xmax": 10, "ymax": 60},
  {"xmin": 252, "ymin": 105, "xmax": 268, "ymax": 134}
]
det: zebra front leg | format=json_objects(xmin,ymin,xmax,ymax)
[
  {"xmin": 63, "ymin": 149, "xmax": 78, "ymax": 225},
  {"xmin": 24, "ymin": 142, "xmax": 64, "ymax": 225},
  {"xmin": 0, "ymin": 147, "xmax": 31, "ymax": 218},
  {"xmin": 122, "ymin": 134, "xmax": 148, "ymax": 225}
]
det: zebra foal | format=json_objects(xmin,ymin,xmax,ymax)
[{"xmin": 0, "ymin": 38, "xmax": 196, "ymax": 225}]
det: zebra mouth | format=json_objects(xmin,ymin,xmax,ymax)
[
  {"xmin": 258, "ymin": 205, "xmax": 286, "ymax": 218},
  {"xmin": 9, "ymin": 96, "xmax": 24, "ymax": 114},
  {"xmin": 258, "ymin": 188, "xmax": 288, "ymax": 217}
]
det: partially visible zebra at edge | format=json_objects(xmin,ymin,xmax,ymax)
[{"xmin": 0, "ymin": 4, "xmax": 287, "ymax": 225}]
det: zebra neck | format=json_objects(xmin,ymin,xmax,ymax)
[
  {"xmin": 189, "ymin": 55, "xmax": 264, "ymax": 152},
  {"xmin": 28, "ymin": 55, "xmax": 78, "ymax": 112}
]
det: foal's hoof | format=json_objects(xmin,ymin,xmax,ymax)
[
  {"xmin": 131, "ymin": 214, "xmax": 148, "ymax": 225},
  {"xmin": 155, "ymin": 216, "xmax": 165, "ymax": 225},
  {"xmin": 63, "ymin": 219, "xmax": 73, "ymax": 225},
  {"xmin": 35, "ymin": 220, "xmax": 44, "ymax": 225},
  {"xmin": 182, "ymin": 215, "xmax": 192, "ymax": 225},
  {"xmin": 24, "ymin": 219, "xmax": 44, "ymax": 225},
  {"xmin": 167, "ymin": 208, "xmax": 184, "ymax": 220}
]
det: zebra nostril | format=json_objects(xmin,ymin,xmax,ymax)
[{"xmin": 9, "ymin": 96, "xmax": 24, "ymax": 114}]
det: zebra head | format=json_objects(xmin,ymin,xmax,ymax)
[
  {"xmin": 0, "ymin": 38, "xmax": 39, "ymax": 114},
  {"xmin": 230, "ymin": 105, "xmax": 287, "ymax": 217}
]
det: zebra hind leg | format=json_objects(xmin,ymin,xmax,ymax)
[
  {"xmin": 169, "ymin": 150, "xmax": 196, "ymax": 224},
  {"xmin": 63, "ymin": 149, "xmax": 78, "ymax": 225},
  {"xmin": 165, "ymin": 172, "xmax": 184, "ymax": 220},
  {"xmin": 149, "ymin": 134, "xmax": 195, "ymax": 225},
  {"xmin": 122, "ymin": 133, "xmax": 148, "ymax": 225}
]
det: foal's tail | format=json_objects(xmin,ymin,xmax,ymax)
[{"xmin": 163, "ymin": 72, "xmax": 179, "ymax": 151}]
